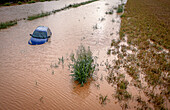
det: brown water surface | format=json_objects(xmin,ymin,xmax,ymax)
[
  {"xmin": 0, "ymin": 0, "xmax": 88, "ymax": 22},
  {"xmin": 0, "ymin": 0, "xmax": 125, "ymax": 109}
]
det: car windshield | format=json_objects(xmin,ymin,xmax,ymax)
[{"xmin": 32, "ymin": 30, "xmax": 47, "ymax": 39}]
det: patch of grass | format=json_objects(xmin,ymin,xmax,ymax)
[
  {"xmin": 117, "ymin": 4, "xmax": 123, "ymax": 13},
  {"xmin": 120, "ymin": 14, "xmax": 125, "ymax": 18},
  {"xmin": 69, "ymin": 45, "xmax": 96, "ymax": 86},
  {"xmin": 27, "ymin": 12, "xmax": 51, "ymax": 20},
  {"xmin": 0, "ymin": 20, "xmax": 17, "ymax": 29},
  {"xmin": 126, "ymin": 66, "xmax": 139, "ymax": 80},
  {"xmin": 148, "ymin": 93, "xmax": 166, "ymax": 109},
  {"xmin": 117, "ymin": 80, "xmax": 129, "ymax": 90},
  {"xmin": 18, "ymin": 1, "xmax": 22, "ymax": 5},
  {"xmin": 115, "ymin": 89, "xmax": 131, "ymax": 101},
  {"xmin": 136, "ymin": 96, "xmax": 152, "ymax": 110},
  {"xmin": 107, "ymin": 49, "xmax": 111, "ymax": 55},
  {"xmin": 40, "ymin": 0, "xmax": 45, "ymax": 2},
  {"xmin": 3, "ymin": 3, "xmax": 11, "ymax": 6},
  {"xmin": 106, "ymin": 66, "xmax": 131, "ymax": 101},
  {"xmin": 28, "ymin": 0, "xmax": 36, "ymax": 4},
  {"xmin": 69, "ymin": 0, "xmax": 98, "ymax": 8},
  {"xmin": 58, "ymin": 56, "xmax": 64, "ymax": 65}
]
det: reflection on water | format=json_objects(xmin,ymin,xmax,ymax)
[{"xmin": 0, "ymin": 0, "xmax": 122, "ymax": 109}]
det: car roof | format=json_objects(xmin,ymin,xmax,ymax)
[{"xmin": 35, "ymin": 26, "xmax": 48, "ymax": 32}]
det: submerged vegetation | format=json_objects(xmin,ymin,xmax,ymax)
[
  {"xmin": 116, "ymin": 4, "xmax": 123, "ymax": 13},
  {"xmin": 69, "ymin": 45, "xmax": 96, "ymax": 86},
  {"xmin": 0, "ymin": 20, "xmax": 17, "ymax": 29},
  {"xmin": 99, "ymin": 94, "xmax": 108, "ymax": 104},
  {"xmin": 105, "ymin": 0, "xmax": 170, "ymax": 109},
  {"xmin": 27, "ymin": 12, "xmax": 51, "ymax": 20}
]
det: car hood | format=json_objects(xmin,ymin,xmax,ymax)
[{"xmin": 28, "ymin": 37, "xmax": 48, "ymax": 45}]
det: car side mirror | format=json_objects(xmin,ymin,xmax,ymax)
[{"xmin": 30, "ymin": 34, "xmax": 33, "ymax": 36}]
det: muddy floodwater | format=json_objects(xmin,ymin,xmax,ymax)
[
  {"xmin": 0, "ymin": 0, "xmax": 89, "ymax": 22},
  {"xmin": 0, "ymin": 0, "xmax": 125, "ymax": 109}
]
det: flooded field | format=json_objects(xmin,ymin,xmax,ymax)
[{"xmin": 0, "ymin": 0, "xmax": 124, "ymax": 109}]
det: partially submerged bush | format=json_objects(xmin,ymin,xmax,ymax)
[{"xmin": 70, "ymin": 45, "xmax": 96, "ymax": 86}]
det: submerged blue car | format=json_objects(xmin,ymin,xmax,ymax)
[{"xmin": 28, "ymin": 26, "xmax": 52, "ymax": 45}]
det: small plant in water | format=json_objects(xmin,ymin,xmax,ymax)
[
  {"xmin": 117, "ymin": 4, "xmax": 123, "ymax": 13},
  {"xmin": 93, "ymin": 24, "xmax": 98, "ymax": 30},
  {"xmin": 99, "ymin": 94, "xmax": 108, "ymax": 104},
  {"xmin": 70, "ymin": 45, "xmax": 96, "ymax": 86}
]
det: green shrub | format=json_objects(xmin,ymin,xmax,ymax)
[
  {"xmin": 70, "ymin": 45, "xmax": 96, "ymax": 86},
  {"xmin": 18, "ymin": 1, "xmax": 22, "ymax": 5},
  {"xmin": 3, "ymin": 3, "xmax": 11, "ymax": 6}
]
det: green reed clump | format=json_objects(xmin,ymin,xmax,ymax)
[
  {"xmin": 70, "ymin": 45, "xmax": 96, "ymax": 86},
  {"xmin": 0, "ymin": 20, "xmax": 17, "ymax": 29}
]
